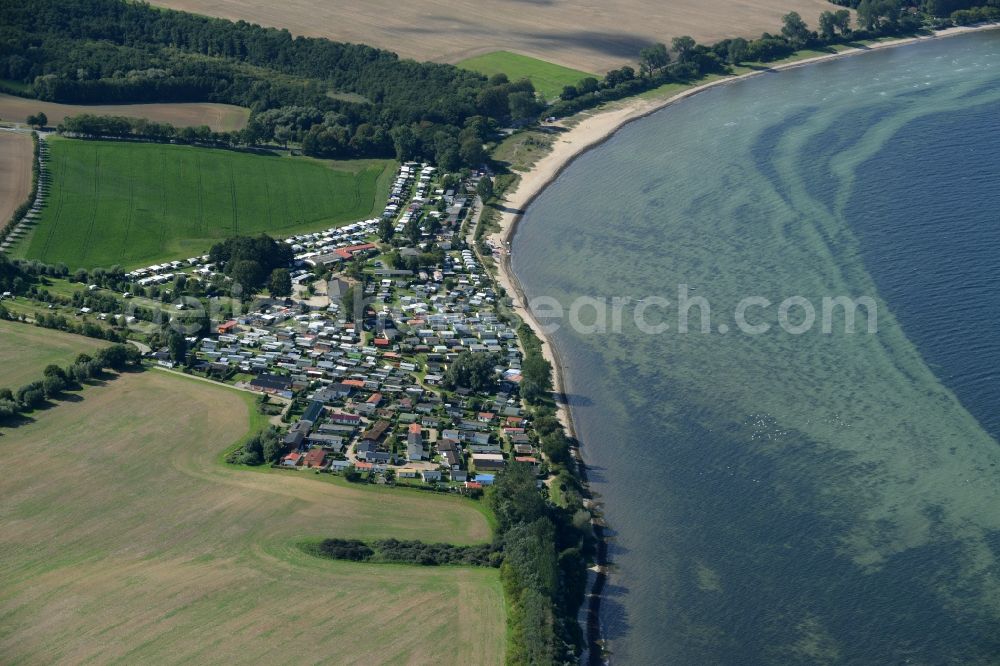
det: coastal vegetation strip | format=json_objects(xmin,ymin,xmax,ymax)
[
  {"xmin": 489, "ymin": 22, "xmax": 1000, "ymax": 249},
  {"xmin": 0, "ymin": 369, "xmax": 503, "ymax": 663},
  {"xmin": 477, "ymin": 17, "xmax": 1000, "ymax": 666},
  {"xmin": 15, "ymin": 137, "xmax": 394, "ymax": 270},
  {"xmin": 497, "ymin": 36, "xmax": 1000, "ymax": 661}
]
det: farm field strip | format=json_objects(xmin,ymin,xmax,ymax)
[
  {"xmin": 16, "ymin": 138, "xmax": 395, "ymax": 269},
  {"xmin": 0, "ymin": 370, "xmax": 504, "ymax": 664},
  {"xmin": 149, "ymin": 0, "xmax": 836, "ymax": 73},
  {"xmin": 0, "ymin": 132, "xmax": 33, "ymax": 227},
  {"xmin": 0, "ymin": 319, "xmax": 109, "ymax": 389},
  {"xmin": 0, "ymin": 92, "xmax": 250, "ymax": 131},
  {"xmin": 457, "ymin": 51, "xmax": 596, "ymax": 99}
]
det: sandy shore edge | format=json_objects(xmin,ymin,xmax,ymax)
[
  {"xmin": 485, "ymin": 20, "xmax": 1000, "ymax": 664},
  {"xmin": 493, "ymin": 21, "xmax": 1000, "ymax": 422},
  {"xmin": 487, "ymin": 23, "xmax": 1000, "ymax": 426}
]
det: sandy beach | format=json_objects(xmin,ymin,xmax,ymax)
[{"xmin": 489, "ymin": 21, "xmax": 1000, "ymax": 434}]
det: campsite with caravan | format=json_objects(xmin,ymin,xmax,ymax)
[
  {"xmin": 3, "ymin": 0, "xmax": 1000, "ymax": 663},
  {"xmin": 0, "ymin": 150, "xmax": 588, "ymax": 662}
]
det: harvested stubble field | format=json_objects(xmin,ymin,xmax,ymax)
[
  {"xmin": 17, "ymin": 138, "xmax": 395, "ymax": 269},
  {"xmin": 151, "ymin": 0, "xmax": 836, "ymax": 73},
  {"xmin": 0, "ymin": 370, "xmax": 504, "ymax": 664},
  {"xmin": 0, "ymin": 319, "xmax": 109, "ymax": 389},
  {"xmin": 0, "ymin": 131, "xmax": 32, "ymax": 226},
  {"xmin": 0, "ymin": 93, "xmax": 250, "ymax": 132}
]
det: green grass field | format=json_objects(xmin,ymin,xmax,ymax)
[
  {"xmin": 457, "ymin": 51, "xmax": 595, "ymax": 100},
  {"xmin": 17, "ymin": 138, "xmax": 395, "ymax": 269},
  {"xmin": 0, "ymin": 318, "xmax": 108, "ymax": 389},
  {"xmin": 0, "ymin": 370, "xmax": 504, "ymax": 663}
]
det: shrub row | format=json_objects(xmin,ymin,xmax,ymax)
[
  {"xmin": 311, "ymin": 537, "xmax": 499, "ymax": 567},
  {"xmin": 0, "ymin": 341, "xmax": 141, "ymax": 419}
]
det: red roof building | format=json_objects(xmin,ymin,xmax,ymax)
[
  {"xmin": 334, "ymin": 243, "xmax": 377, "ymax": 260},
  {"xmin": 303, "ymin": 448, "xmax": 326, "ymax": 468}
]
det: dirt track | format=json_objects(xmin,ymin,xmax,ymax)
[
  {"xmin": 151, "ymin": 0, "xmax": 837, "ymax": 72},
  {"xmin": 0, "ymin": 132, "xmax": 32, "ymax": 225}
]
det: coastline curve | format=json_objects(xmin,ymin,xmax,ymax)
[{"xmin": 488, "ymin": 20, "xmax": 1000, "ymax": 665}]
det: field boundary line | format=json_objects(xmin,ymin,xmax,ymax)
[
  {"xmin": 119, "ymin": 167, "xmax": 135, "ymax": 259},
  {"xmin": 158, "ymin": 152, "xmax": 169, "ymax": 252},
  {"xmin": 151, "ymin": 365, "xmax": 260, "ymax": 395},
  {"xmin": 228, "ymin": 160, "xmax": 238, "ymax": 236},
  {"xmin": 38, "ymin": 151, "xmax": 67, "ymax": 263},
  {"xmin": 79, "ymin": 145, "xmax": 101, "ymax": 264},
  {"xmin": 351, "ymin": 168, "xmax": 362, "ymax": 211},
  {"xmin": 292, "ymin": 162, "xmax": 306, "ymax": 228},
  {"xmin": 196, "ymin": 152, "xmax": 205, "ymax": 236},
  {"xmin": 264, "ymin": 169, "xmax": 274, "ymax": 230}
]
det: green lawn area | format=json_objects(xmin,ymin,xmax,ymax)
[
  {"xmin": 0, "ymin": 318, "xmax": 108, "ymax": 389},
  {"xmin": 491, "ymin": 129, "xmax": 556, "ymax": 173},
  {"xmin": 457, "ymin": 51, "xmax": 595, "ymax": 99},
  {"xmin": 0, "ymin": 369, "xmax": 504, "ymax": 663},
  {"xmin": 16, "ymin": 137, "xmax": 395, "ymax": 270}
]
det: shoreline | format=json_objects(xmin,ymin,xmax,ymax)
[{"xmin": 486, "ymin": 20, "xmax": 1000, "ymax": 664}]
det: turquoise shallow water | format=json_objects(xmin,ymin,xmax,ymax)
[{"xmin": 512, "ymin": 32, "xmax": 1000, "ymax": 664}]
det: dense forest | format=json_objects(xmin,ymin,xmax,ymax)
[
  {"xmin": 0, "ymin": 0, "xmax": 542, "ymax": 167},
  {"xmin": 3, "ymin": 0, "xmax": 997, "ymax": 163}
]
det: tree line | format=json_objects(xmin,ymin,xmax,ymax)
[
  {"xmin": 517, "ymin": 322, "xmax": 554, "ymax": 405},
  {"xmin": 311, "ymin": 537, "xmax": 499, "ymax": 567},
  {"xmin": 547, "ymin": 0, "xmax": 998, "ymax": 120},
  {"xmin": 0, "ymin": 343, "xmax": 140, "ymax": 420},
  {"xmin": 3, "ymin": 0, "xmax": 997, "ymax": 163},
  {"xmin": 58, "ymin": 113, "xmax": 234, "ymax": 146},
  {"xmin": 0, "ymin": 0, "xmax": 541, "ymax": 167},
  {"xmin": 486, "ymin": 462, "xmax": 591, "ymax": 663}
]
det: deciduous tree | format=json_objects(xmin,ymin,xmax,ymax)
[
  {"xmin": 268, "ymin": 268, "xmax": 292, "ymax": 298},
  {"xmin": 781, "ymin": 12, "xmax": 811, "ymax": 47}
]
